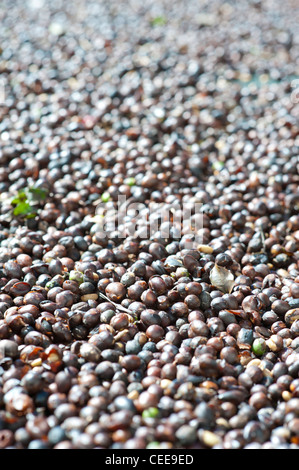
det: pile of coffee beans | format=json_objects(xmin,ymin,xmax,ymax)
[{"xmin": 0, "ymin": 0, "xmax": 298, "ymax": 449}]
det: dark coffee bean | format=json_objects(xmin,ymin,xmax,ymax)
[
  {"xmin": 80, "ymin": 343, "xmax": 101, "ymax": 363},
  {"xmin": 105, "ymin": 283, "xmax": 126, "ymax": 303},
  {"xmin": 0, "ymin": 338, "xmax": 19, "ymax": 359},
  {"xmin": 120, "ymin": 355, "xmax": 141, "ymax": 372},
  {"xmin": 95, "ymin": 362, "xmax": 115, "ymax": 380}
]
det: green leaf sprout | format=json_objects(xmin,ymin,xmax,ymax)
[{"xmin": 11, "ymin": 185, "xmax": 48, "ymax": 219}]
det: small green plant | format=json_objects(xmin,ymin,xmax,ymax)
[
  {"xmin": 142, "ymin": 407, "xmax": 160, "ymax": 419},
  {"xmin": 124, "ymin": 177, "xmax": 136, "ymax": 187},
  {"xmin": 101, "ymin": 191, "xmax": 111, "ymax": 203},
  {"xmin": 11, "ymin": 186, "xmax": 48, "ymax": 219},
  {"xmin": 150, "ymin": 16, "xmax": 167, "ymax": 27},
  {"xmin": 212, "ymin": 161, "xmax": 225, "ymax": 171}
]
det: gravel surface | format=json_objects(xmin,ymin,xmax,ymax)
[{"xmin": 0, "ymin": 0, "xmax": 298, "ymax": 449}]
